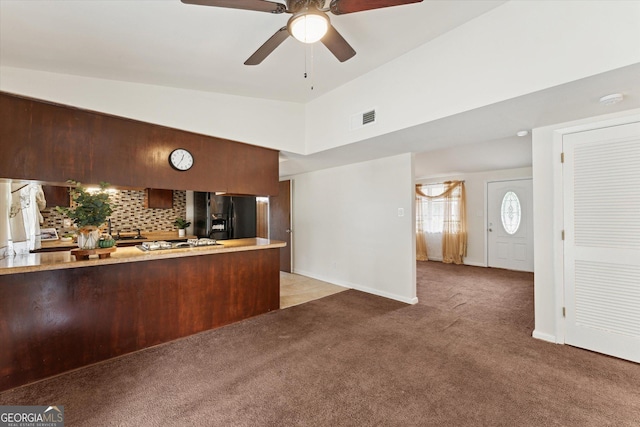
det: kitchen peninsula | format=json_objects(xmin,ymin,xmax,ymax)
[
  {"xmin": 0, "ymin": 92, "xmax": 282, "ymax": 391},
  {"xmin": 0, "ymin": 238, "xmax": 285, "ymax": 391}
]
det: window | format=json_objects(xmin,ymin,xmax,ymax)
[
  {"xmin": 501, "ymin": 191, "xmax": 521, "ymax": 234},
  {"xmin": 416, "ymin": 181, "xmax": 467, "ymax": 264},
  {"xmin": 417, "ymin": 183, "xmax": 461, "ymax": 233}
]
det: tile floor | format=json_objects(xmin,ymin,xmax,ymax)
[{"xmin": 280, "ymin": 272, "xmax": 348, "ymax": 309}]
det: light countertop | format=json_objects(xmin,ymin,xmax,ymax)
[
  {"xmin": 39, "ymin": 231, "xmax": 198, "ymax": 251},
  {"xmin": 0, "ymin": 238, "xmax": 285, "ymax": 275}
]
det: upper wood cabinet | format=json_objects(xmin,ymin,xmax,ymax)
[
  {"xmin": 42, "ymin": 185, "xmax": 70, "ymax": 208},
  {"xmin": 0, "ymin": 92, "xmax": 279, "ymax": 196},
  {"xmin": 145, "ymin": 189, "xmax": 173, "ymax": 209}
]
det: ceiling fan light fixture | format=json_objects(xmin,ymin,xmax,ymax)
[{"xmin": 288, "ymin": 9, "xmax": 329, "ymax": 44}]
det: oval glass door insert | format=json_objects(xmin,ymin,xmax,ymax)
[{"xmin": 501, "ymin": 191, "xmax": 521, "ymax": 235}]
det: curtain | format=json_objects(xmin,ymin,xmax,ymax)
[
  {"xmin": 416, "ymin": 191, "xmax": 428, "ymax": 261},
  {"xmin": 5, "ymin": 183, "xmax": 46, "ymax": 255},
  {"xmin": 416, "ymin": 181, "xmax": 467, "ymax": 264},
  {"xmin": 0, "ymin": 182, "xmax": 11, "ymax": 257},
  {"xmin": 441, "ymin": 181, "xmax": 467, "ymax": 264}
]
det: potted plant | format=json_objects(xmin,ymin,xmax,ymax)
[
  {"xmin": 174, "ymin": 217, "xmax": 191, "ymax": 238},
  {"xmin": 56, "ymin": 181, "xmax": 114, "ymax": 250}
]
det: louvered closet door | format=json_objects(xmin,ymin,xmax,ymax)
[{"xmin": 563, "ymin": 121, "xmax": 640, "ymax": 363}]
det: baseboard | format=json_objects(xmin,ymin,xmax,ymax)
[
  {"xmin": 532, "ymin": 330, "xmax": 557, "ymax": 343},
  {"xmin": 292, "ymin": 269, "xmax": 348, "ymax": 291},
  {"xmin": 463, "ymin": 261, "xmax": 486, "ymax": 267},
  {"xmin": 349, "ymin": 283, "xmax": 419, "ymax": 305},
  {"xmin": 422, "ymin": 259, "xmax": 486, "ymax": 268},
  {"xmin": 292, "ymin": 269, "xmax": 418, "ymax": 305}
]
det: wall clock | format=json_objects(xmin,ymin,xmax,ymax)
[{"xmin": 169, "ymin": 148, "xmax": 194, "ymax": 171}]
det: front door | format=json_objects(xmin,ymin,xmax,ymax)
[
  {"xmin": 487, "ymin": 179, "xmax": 534, "ymax": 272},
  {"xmin": 563, "ymin": 121, "xmax": 640, "ymax": 363},
  {"xmin": 269, "ymin": 180, "xmax": 292, "ymax": 272}
]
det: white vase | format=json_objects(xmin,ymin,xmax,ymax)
[
  {"xmin": 178, "ymin": 229, "xmax": 186, "ymax": 238},
  {"xmin": 77, "ymin": 228, "xmax": 100, "ymax": 250}
]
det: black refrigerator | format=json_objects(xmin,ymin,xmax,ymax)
[{"xmin": 194, "ymin": 192, "xmax": 257, "ymax": 240}]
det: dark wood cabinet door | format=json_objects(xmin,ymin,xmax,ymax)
[
  {"xmin": 145, "ymin": 188, "xmax": 173, "ymax": 209},
  {"xmin": 42, "ymin": 185, "xmax": 70, "ymax": 208},
  {"xmin": 0, "ymin": 248, "xmax": 280, "ymax": 391}
]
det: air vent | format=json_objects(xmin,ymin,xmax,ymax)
[
  {"xmin": 350, "ymin": 108, "xmax": 377, "ymax": 130},
  {"xmin": 362, "ymin": 109, "xmax": 376, "ymax": 125}
]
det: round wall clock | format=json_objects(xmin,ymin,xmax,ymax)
[{"xmin": 169, "ymin": 148, "xmax": 194, "ymax": 171}]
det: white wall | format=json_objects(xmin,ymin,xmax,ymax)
[
  {"xmin": 291, "ymin": 153, "xmax": 416, "ymax": 304},
  {"xmin": 417, "ymin": 167, "xmax": 532, "ymax": 267},
  {"xmin": 305, "ymin": 1, "xmax": 640, "ymax": 153},
  {"xmin": 531, "ymin": 108, "xmax": 640, "ymax": 344},
  {"xmin": 0, "ymin": 66, "xmax": 306, "ymax": 154}
]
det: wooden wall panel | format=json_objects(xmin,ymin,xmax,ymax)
[
  {"xmin": 0, "ymin": 93, "xmax": 35, "ymax": 179},
  {"xmin": 38, "ymin": 101, "xmax": 95, "ymax": 182},
  {"xmin": 88, "ymin": 114, "xmax": 231, "ymax": 192},
  {"xmin": 227, "ymin": 143, "xmax": 280, "ymax": 195},
  {"xmin": 0, "ymin": 92, "xmax": 278, "ymax": 195},
  {"xmin": 0, "ymin": 249, "xmax": 280, "ymax": 391}
]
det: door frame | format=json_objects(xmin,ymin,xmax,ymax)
[
  {"xmin": 484, "ymin": 178, "xmax": 533, "ymax": 269},
  {"xmin": 269, "ymin": 179, "xmax": 292, "ymax": 272}
]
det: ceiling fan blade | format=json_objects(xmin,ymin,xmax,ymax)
[
  {"xmin": 330, "ymin": 0, "xmax": 422, "ymax": 15},
  {"xmin": 245, "ymin": 27, "xmax": 290, "ymax": 65},
  {"xmin": 321, "ymin": 25, "xmax": 356, "ymax": 62},
  {"xmin": 181, "ymin": 0, "xmax": 286, "ymax": 14}
]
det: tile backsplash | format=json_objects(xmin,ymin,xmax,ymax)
[{"xmin": 42, "ymin": 190, "xmax": 187, "ymax": 234}]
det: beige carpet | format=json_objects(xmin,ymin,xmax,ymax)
[{"xmin": 1, "ymin": 262, "xmax": 638, "ymax": 426}]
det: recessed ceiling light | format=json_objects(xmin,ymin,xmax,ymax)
[
  {"xmin": 516, "ymin": 130, "xmax": 529, "ymax": 137},
  {"xmin": 599, "ymin": 93, "xmax": 624, "ymax": 106}
]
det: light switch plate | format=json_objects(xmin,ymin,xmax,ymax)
[{"xmin": 398, "ymin": 208, "xmax": 404, "ymax": 217}]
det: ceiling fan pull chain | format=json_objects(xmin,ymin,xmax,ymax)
[
  {"xmin": 303, "ymin": 42, "xmax": 314, "ymax": 91},
  {"xmin": 310, "ymin": 42, "xmax": 315, "ymax": 90},
  {"xmin": 304, "ymin": 41, "xmax": 308, "ymax": 79}
]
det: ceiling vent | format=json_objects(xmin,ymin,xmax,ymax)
[{"xmin": 350, "ymin": 108, "xmax": 377, "ymax": 130}]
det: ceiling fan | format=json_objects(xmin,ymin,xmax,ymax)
[{"xmin": 181, "ymin": 0, "xmax": 424, "ymax": 65}]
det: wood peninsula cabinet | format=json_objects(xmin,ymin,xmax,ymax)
[{"xmin": 0, "ymin": 238, "xmax": 285, "ymax": 391}]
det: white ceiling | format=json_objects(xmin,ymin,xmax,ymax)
[
  {"xmin": 1, "ymin": 0, "xmax": 639, "ymax": 179},
  {"xmin": 0, "ymin": 0, "xmax": 506, "ymax": 103}
]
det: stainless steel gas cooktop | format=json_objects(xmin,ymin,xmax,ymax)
[{"xmin": 136, "ymin": 238, "xmax": 222, "ymax": 252}]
